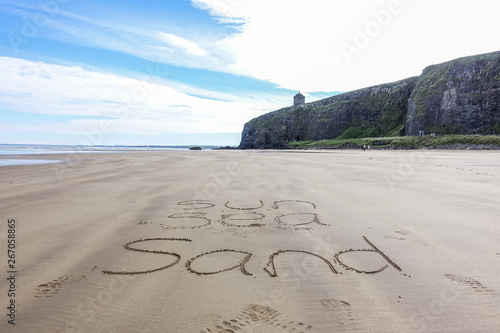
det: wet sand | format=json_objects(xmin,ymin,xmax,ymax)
[{"xmin": 1, "ymin": 150, "xmax": 499, "ymax": 332}]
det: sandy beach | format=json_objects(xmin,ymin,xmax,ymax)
[{"xmin": 1, "ymin": 149, "xmax": 499, "ymax": 332}]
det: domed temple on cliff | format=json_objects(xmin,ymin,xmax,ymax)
[{"xmin": 293, "ymin": 92, "xmax": 305, "ymax": 106}]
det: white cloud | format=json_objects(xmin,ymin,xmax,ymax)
[
  {"xmin": 155, "ymin": 32, "xmax": 208, "ymax": 57},
  {"xmin": 191, "ymin": 0, "xmax": 248, "ymax": 24},
  {"xmin": 5, "ymin": 0, "xmax": 499, "ymax": 106},
  {"xmin": 38, "ymin": 10, "xmax": 228, "ymax": 74},
  {"xmin": 194, "ymin": 0, "xmax": 500, "ymax": 92},
  {"xmin": 0, "ymin": 57, "xmax": 281, "ymax": 136}
]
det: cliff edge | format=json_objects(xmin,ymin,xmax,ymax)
[
  {"xmin": 406, "ymin": 52, "xmax": 500, "ymax": 135},
  {"xmin": 239, "ymin": 51, "xmax": 500, "ymax": 149}
]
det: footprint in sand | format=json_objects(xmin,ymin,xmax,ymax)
[
  {"xmin": 444, "ymin": 274, "xmax": 498, "ymax": 296},
  {"xmin": 201, "ymin": 304, "xmax": 312, "ymax": 333},
  {"xmin": 320, "ymin": 299, "xmax": 359, "ymax": 331},
  {"xmin": 35, "ymin": 274, "xmax": 86, "ymax": 297}
]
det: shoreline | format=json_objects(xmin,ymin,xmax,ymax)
[
  {"xmin": 0, "ymin": 145, "xmax": 498, "ymax": 161},
  {"xmin": 0, "ymin": 146, "xmax": 499, "ymax": 166}
]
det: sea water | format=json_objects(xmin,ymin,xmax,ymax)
[{"xmin": 0, "ymin": 144, "xmax": 215, "ymax": 166}]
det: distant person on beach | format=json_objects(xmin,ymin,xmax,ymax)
[{"xmin": 363, "ymin": 145, "xmax": 366, "ymax": 151}]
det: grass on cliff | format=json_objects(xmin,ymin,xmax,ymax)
[{"xmin": 287, "ymin": 135, "xmax": 500, "ymax": 149}]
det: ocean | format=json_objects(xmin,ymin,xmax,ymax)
[{"xmin": 0, "ymin": 144, "xmax": 218, "ymax": 166}]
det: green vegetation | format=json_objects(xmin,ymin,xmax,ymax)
[
  {"xmin": 337, "ymin": 126, "xmax": 380, "ymax": 139},
  {"xmin": 383, "ymin": 123, "xmax": 405, "ymax": 137},
  {"xmin": 409, "ymin": 51, "xmax": 500, "ymax": 124},
  {"xmin": 428, "ymin": 124, "xmax": 463, "ymax": 135},
  {"xmin": 484, "ymin": 122, "xmax": 500, "ymax": 135},
  {"xmin": 287, "ymin": 135, "xmax": 500, "ymax": 149}
]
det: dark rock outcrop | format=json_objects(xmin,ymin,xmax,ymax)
[
  {"xmin": 405, "ymin": 52, "xmax": 500, "ymax": 135},
  {"xmin": 239, "ymin": 51, "xmax": 500, "ymax": 149}
]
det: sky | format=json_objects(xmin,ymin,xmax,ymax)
[{"xmin": 0, "ymin": 0, "xmax": 499, "ymax": 146}]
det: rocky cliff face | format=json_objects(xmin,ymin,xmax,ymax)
[
  {"xmin": 405, "ymin": 52, "xmax": 500, "ymax": 135},
  {"xmin": 240, "ymin": 51, "xmax": 500, "ymax": 149},
  {"xmin": 240, "ymin": 77, "xmax": 418, "ymax": 149}
]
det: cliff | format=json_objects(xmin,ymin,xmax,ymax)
[
  {"xmin": 405, "ymin": 52, "xmax": 500, "ymax": 135},
  {"xmin": 240, "ymin": 77, "xmax": 418, "ymax": 149},
  {"xmin": 239, "ymin": 51, "xmax": 500, "ymax": 149}
]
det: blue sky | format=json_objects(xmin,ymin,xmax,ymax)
[{"xmin": 1, "ymin": 0, "xmax": 499, "ymax": 146}]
